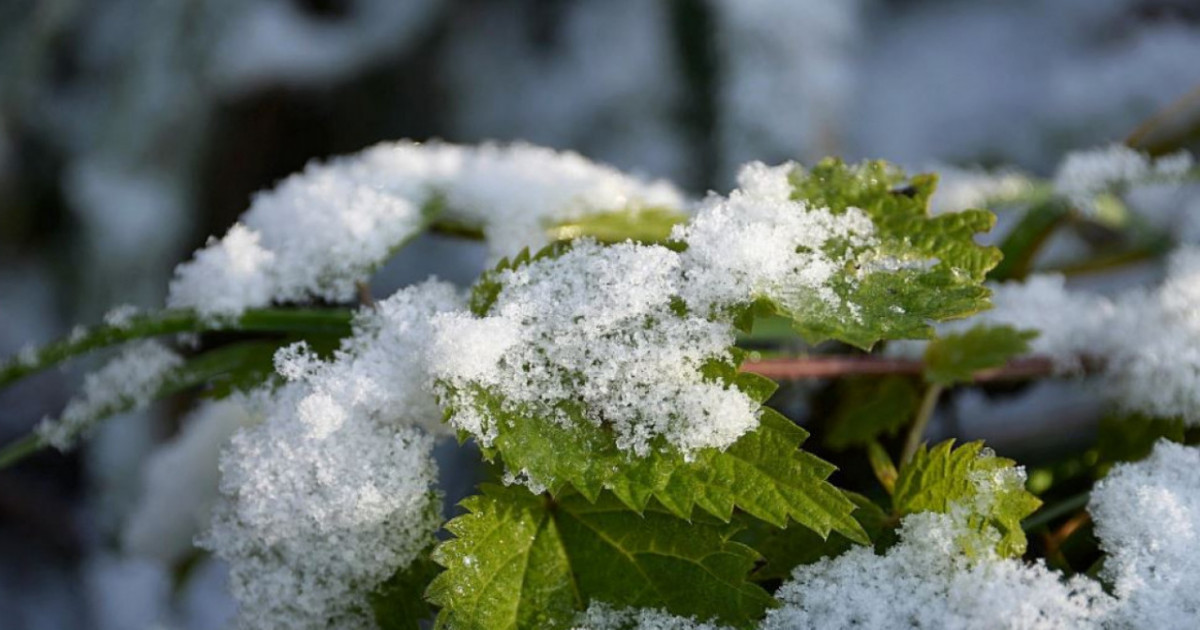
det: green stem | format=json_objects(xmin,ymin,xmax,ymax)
[
  {"xmin": 1023, "ymin": 491, "xmax": 1091, "ymax": 532},
  {"xmin": 901, "ymin": 383, "xmax": 943, "ymax": 464},
  {"xmin": 0, "ymin": 308, "xmax": 352, "ymax": 390},
  {"xmin": 0, "ymin": 340, "xmax": 283, "ymax": 470}
]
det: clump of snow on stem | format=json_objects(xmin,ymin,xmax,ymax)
[
  {"xmin": 169, "ymin": 141, "xmax": 683, "ymax": 321},
  {"xmin": 1089, "ymin": 441, "xmax": 1200, "ymax": 629},
  {"xmin": 201, "ymin": 281, "xmax": 458, "ymax": 629},
  {"xmin": 956, "ymin": 247, "xmax": 1200, "ymax": 422},
  {"xmin": 36, "ymin": 341, "xmax": 182, "ymax": 450},
  {"xmin": 672, "ymin": 161, "xmax": 876, "ymax": 317},
  {"xmin": 573, "ymin": 601, "xmax": 732, "ymax": 630},
  {"xmin": 1053, "ymin": 144, "xmax": 1193, "ymax": 215},
  {"xmin": 432, "ymin": 240, "xmax": 756, "ymax": 459},
  {"xmin": 763, "ymin": 468, "xmax": 1116, "ymax": 630},
  {"xmin": 925, "ymin": 164, "xmax": 1034, "ymax": 215},
  {"xmin": 123, "ymin": 398, "xmax": 254, "ymax": 564}
]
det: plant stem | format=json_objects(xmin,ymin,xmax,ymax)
[
  {"xmin": 901, "ymin": 383, "xmax": 944, "ymax": 464},
  {"xmin": 1023, "ymin": 491, "xmax": 1091, "ymax": 532},
  {"xmin": 0, "ymin": 435, "xmax": 42, "ymax": 468},
  {"xmin": 741, "ymin": 355, "xmax": 1060, "ymax": 382},
  {"xmin": 0, "ymin": 308, "xmax": 353, "ymax": 390}
]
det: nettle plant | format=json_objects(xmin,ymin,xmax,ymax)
[{"xmin": 4, "ymin": 142, "xmax": 1200, "ymax": 629}]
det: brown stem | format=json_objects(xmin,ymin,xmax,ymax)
[{"xmin": 740, "ymin": 355, "xmax": 1060, "ymax": 382}]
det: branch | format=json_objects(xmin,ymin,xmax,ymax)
[{"xmin": 740, "ymin": 354, "xmax": 1060, "ymax": 382}]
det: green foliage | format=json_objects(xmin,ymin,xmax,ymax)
[
  {"xmin": 892, "ymin": 440, "xmax": 1042, "ymax": 557},
  {"xmin": 923, "ymin": 325, "xmax": 1038, "ymax": 386},
  {"xmin": 546, "ymin": 206, "xmax": 688, "ymax": 244},
  {"xmin": 371, "ymin": 553, "xmax": 442, "ymax": 630},
  {"xmin": 784, "ymin": 159, "xmax": 1002, "ymax": 349},
  {"xmin": 427, "ymin": 484, "xmax": 772, "ymax": 630},
  {"xmin": 824, "ymin": 376, "xmax": 919, "ymax": 449},
  {"xmin": 1094, "ymin": 413, "xmax": 1187, "ymax": 466},
  {"xmin": 742, "ymin": 492, "xmax": 890, "ymax": 583}
]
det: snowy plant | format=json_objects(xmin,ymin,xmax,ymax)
[{"xmin": 5, "ymin": 140, "xmax": 1200, "ymax": 629}]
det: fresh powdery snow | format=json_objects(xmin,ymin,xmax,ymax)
[
  {"xmin": 168, "ymin": 141, "xmax": 684, "ymax": 320},
  {"xmin": 36, "ymin": 340, "xmax": 183, "ymax": 450},
  {"xmin": 672, "ymin": 161, "xmax": 876, "ymax": 317},
  {"xmin": 1090, "ymin": 441, "xmax": 1200, "ymax": 629},
  {"xmin": 431, "ymin": 239, "xmax": 759, "ymax": 457},
  {"xmin": 1053, "ymin": 144, "xmax": 1194, "ymax": 216},
  {"xmin": 201, "ymin": 281, "xmax": 461, "ymax": 630}
]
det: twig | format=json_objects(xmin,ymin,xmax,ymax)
[{"xmin": 741, "ymin": 355, "xmax": 1059, "ymax": 382}]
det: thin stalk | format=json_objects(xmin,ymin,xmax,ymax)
[
  {"xmin": 1023, "ymin": 491, "xmax": 1091, "ymax": 532},
  {"xmin": 901, "ymin": 383, "xmax": 944, "ymax": 464},
  {"xmin": 741, "ymin": 355, "xmax": 1059, "ymax": 382},
  {"xmin": 0, "ymin": 308, "xmax": 352, "ymax": 389}
]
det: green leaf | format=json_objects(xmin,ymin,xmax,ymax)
[
  {"xmin": 922, "ymin": 324, "xmax": 1037, "ymax": 386},
  {"xmin": 892, "ymin": 440, "xmax": 1042, "ymax": 557},
  {"xmin": 742, "ymin": 492, "xmax": 889, "ymax": 583},
  {"xmin": 371, "ymin": 553, "xmax": 442, "ymax": 630},
  {"xmin": 783, "ymin": 159, "xmax": 1002, "ymax": 349},
  {"xmin": 466, "ymin": 378, "xmax": 868, "ymax": 544},
  {"xmin": 427, "ymin": 485, "xmax": 773, "ymax": 630},
  {"xmin": 546, "ymin": 206, "xmax": 688, "ymax": 244},
  {"xmin": 989, "ymin": 199, "xmax": 1071, "ymax": 281},
  {"xmin": 824, "ymin": 376, "xmax": 919, "ymax": 449}
]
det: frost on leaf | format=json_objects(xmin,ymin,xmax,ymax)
[
  {"xmin": 892, "ymin": 440, "xmax": 1041, "ymax": 557},
  {"xmin": 781, "ymin": 159, "xmax": 1001, "ymax": 349},
  {"xmin": 433, "ymin": 241, "xmax": 864, "ymax": 540},
  {"xmin": 427, "ymin": 485, "xmax": 772, "ymax": 630}
]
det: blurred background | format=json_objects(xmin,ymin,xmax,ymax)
[{"xmin": 1, "ymin": 0, "xmax": 1199, "ymax": 628}]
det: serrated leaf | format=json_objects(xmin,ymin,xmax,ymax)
[
  {"xmin": 371, "ymin": 552, "xmax": 442, "ymax": 630},
  {"xmin": 427, "ymin": 485, "xmax": 772, "ymax": 630},
  {"xmin": 783, "ymin": 159, "xmax": 1002, "ymax": 349},
  {"xmin": 923, "ymin": 324, "xmax": 1038, "ymax": 386},
  {"xmin": 824, "ymin": 376, "xmax": 919, "ymax": 450},
  {"xmin": 892, "ymin": 440, "xmax": 1042, "ymax": 557},
  {"xmin": 741, "ymin": 491, "xmax": 890, "ymax": 583},
  {"xmin": 469, "ymin": 383, "xmax": 867, "ymax": 544}
]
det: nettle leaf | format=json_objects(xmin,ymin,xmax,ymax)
[
  {"xmin": 784, "ymin": 159, "xmax": 1002, "ymax": 349},
  {"xmin": 892, "ymin": 440, "xmax": 1042, "ymax": 557},
  {"xmin": 468, "ymin": 379, "xmax": 867, "ymax": 544},
  {"xmin": 923, "ymin": 324, "xmax": 1037, "ymax": 386},
  {"xmin": 427, "ymin": 484, "xmax": 773, "ymax": 630},
  {"xmin": 545, "ymin": 206, "xmax": 688, "ymax": 244},
  {"xmin": 371, "ymin": 552, "xmax": 442, "ymax": 630},
  {"xmin": 824, "ymin": 376, "xmax": 919, "ymax": 450},
  {"xmin": 742, "ymin": 491, "xmax": 890, "ymax": 583}
]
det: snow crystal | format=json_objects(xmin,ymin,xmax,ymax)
[
  {"xmin": 432, "ymin": 239, "xmax": 759, "ymax": 460},
  {"xmin": 36, "ymin": 341, "xmax": 182, "ymax": 450},
  {"xmin": 201, "ymin": 281, "xmax": 459, "ymax": 629},
  {"xmin": 202, "ymin": 383, "xmax": 440, "ymax": 630},
  {"xmin": 123, "ymin": 399, "xmax": 254, "ymax": 564},
  {"xmin": 672, "ymin": 161, "xmax": 877, "ymax": 317},
  {"xmin": 573, "ymin": 602, "xmax": 733, "ymax": 630},
  {"xmin": 168, "ymin": 141, "xmax": 684, "ymax": 320},
  {"xmin": 1054, "ymin": 145, "xmax": 1194, "ymax": 215},
  {"xmin": 763, "ymin": 511, "xmax": 1114, "ymax": 630},
  {"xmin": 1090, "ymin": 441, "xmax": 1200, "ymax": 629}
]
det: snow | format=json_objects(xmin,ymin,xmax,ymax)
[
  {"xmin": 431, "ymin": 239, "xmax": 757, "ymax": 459},
  {"xmin": 574, "ymin": 602, "xmax": 733, "ymax": 630},
  {"xmin": 168, "ymin": 141, "xmax": 685, "ymax": 321},
  {"xmin": 200, "ymin": 281, "xmax": 459, "ymax": 629},
  {"xmin": 1053, "ymin": 145, "xmax": 1194, "ymax": 215},
  {"xmin": 123, "ymin": 399, "xmax": 254, "ymax": 564},
  {"xmin": 1090, "ymin": 441, "xmax": 1200, "ymax": 629},
  {"xmin": 35, "ymin": 341, "xmax": 183, "ymax": 450}
]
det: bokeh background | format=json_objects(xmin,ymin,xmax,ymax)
[{"xmin": 1, "ymin": 1, "xmax": 1199, "ymax": 627}]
